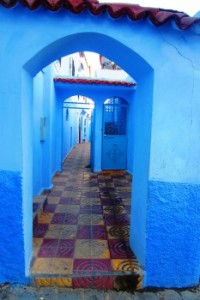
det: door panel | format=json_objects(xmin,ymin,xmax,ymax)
[{"xmin": 102, "ymin": 97, "xmax": 128, "ymax": 170}]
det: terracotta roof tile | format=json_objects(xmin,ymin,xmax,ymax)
[
  {"xmin": 0, "ymin": 0, "xmax": 199, "ymax": 30},
  {"xmin": 54, "ymin": 77, "xmax": 136, "ymax": 87}
]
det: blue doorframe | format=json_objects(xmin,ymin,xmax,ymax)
[{"xmin": 102, "ymin": 97, "xmax": 128, "ymax": 170}]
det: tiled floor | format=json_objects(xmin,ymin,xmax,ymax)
[{"xmin": 32, "ymin": 143, "xmax": 143, "ymax": 290}]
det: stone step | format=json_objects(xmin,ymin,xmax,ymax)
[{"xmin": 32, "ymin": 271, "xmax": 143, "ymax": 290}]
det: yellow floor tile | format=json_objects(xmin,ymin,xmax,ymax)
[
  {"xmin": 53, "ymin": 186, "xmax": 66, "ymax": 191},
  {"xmin": 37, "ymin": 212, "xmax": 53, "ymax": 224},
  {"xmin": 31, "ymin": 258, "xmax": 52, "ymax": 274},
  {"xmin": 47, "ymin": 197, "xmax": 60, "ymax": 204},
  {"xmin": 111, "ymin": 259, "xmax": 141, "ymax": 272},
  {"xmin": 33, "ymin": 238, "xmax": 43, "ymax": 247},
  {"xmin": 50, "ymin": 258, "xmax": 73, "ymax": 274},
  {"xmin": 33, "ymin": 195, "xmax": 46, "ymax": 203},
  {"xmin": 35, "ymin": 277, "xmax": 72, "ymax": 288}
]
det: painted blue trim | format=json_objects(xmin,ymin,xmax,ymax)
[
  {"xmin": 145, "ymin": 180, "xmax": 200, "ymax": 288},
  {"xmin": 0, "ymin": 171, "xmax": 26, "ymax": 283}
]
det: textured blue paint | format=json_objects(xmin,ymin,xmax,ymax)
[
  {"xmin": 145, "ymin": 180, "xmax": 200, "ymax": 288},
  {"xmin": 130, "ymin": 72, "xmax": 153, "ymax": 266},
  {"xmin": 0, "ymin": 171, "xmax": 25, "ymax": 282},
  {"xmin": 62, "ymin": 99, "xmax": 79, "ymax": 162}
]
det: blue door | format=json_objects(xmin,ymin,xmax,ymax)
[{"xmin": 102, "ymin": 97, "xmax": 128, "ymax": 170}]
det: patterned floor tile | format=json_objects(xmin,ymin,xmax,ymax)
[
  {"xmin": 73, "ymin": 259, "xmax": 92, "ymax": 272},
  {"xmin": 74, "ymin": 239, "xmax": 92, "ymax": 258},
  {"xmin": 73, "ymin": 277, "xmax": 93, "ymax": 288},
  {"xmin": 90, "ymin": 187, "xmax": 100, "ymax": 192},
  {"xmin": 33, "ymin": 238, "xmax": 43, "ymax": 247},
  {"xmin": 82, "ymin": 192, "xmax": 100, "ymax": 198},
  {"xmin": 104, "ymin": 214, "xmax": 129, "ymax": 226},
  {"xmin": 108, "ymin": 240, "xmax": 135, "ymax": 259},
  {"xmin": 64, "ymin": 186, "xmax": 73, "ymax": 192},
  {"xmin": 53, "ymin": 177, "xmax": 68, "ymax": 183},
  {"xmin": 33, "ymin": 247, "xmax": 40, "ymax": 258},
  {"xmin": 70, "ymin": 198, "xmax": 81, "ymax": 205},
  {"xmin": 53, "ymin": 186, "xmax": 66, "ymax": 192},
  {"xmin": 40, "ymin": 238, "xmax": 59, "ymax": 248},
  {"xmin": 80, "ymin": 205, "xmax": 91, "ymax": 214},
  {"xmin": 103, "ymin": 205, "xmax": 126, "ymax": 215},
  {"xmin": 35, "ymin": 277, "xmax": 72, "ymax": 288},
  {"xmin": 101, "ymin": 198, "xmax": 122, "ymax": 206},
  {"xmin": 38, "ymin": 246, "xmax": 57, "ymax": 257},
  {"xmin": 48, "ymin": 258, "xmax": 73, "ymax": 274},
  {"xmin": 55, "ymin": 205, "xmax": 67, "ymax": 213},
  {"xmin": 77, "ymin": 225, "xmax": 92, "ymax": 239},
  {"xmin": 33, "ymin": 224, "xmax": 49, "ymax": 238},
  {"xmin": 60, "ymin": 225, "xmax": 77, "ymax": 239},
  {"xmin": 47, "ymin": 196, "xmax": 60, "ymax": 204},
  {"xmin": 39, "ymin": 241, "xmax": 58, "ymax": 257},
  {"xmin": 59, "ymin": 197, "xmax": 72, "ymax": 204},
  {"xmin": 91, "ymin": 205, "xmax": 102, "ymax": 214},
  {"xmin": 66, "ymin": 205, "xmax": 80, "ymax": 214},
  {"xmin": 92, "ymin": 259, "xmax": 112, "ymax": 272},
  {"xmin": 56, "ymin": 239, "xmax": 75, "ymax": 258},
  {"xmin": 91, "ymin": 240, "xmax": 110, "ymax": 258},
  {"xmin": 111, "ymin": 259, "xmax": 141, "ymax": 273},
  {"xmin": 51, "ymin": 213, "xmax": 66, "ymax": 224},
  {"xmin": 31, "ymin": 258, "xmax": 53, "ymax": 274},
  {"xmin": 50, "ymin": 191, "xmax": 63, "ymax": 197},
  {"xmin": 37, "ymin": 212, "xmax": 53, "ymax": 224},
  {"xmin": 106, "ymin": 226, "xmax": 130, "ymax": 240},
  {"xmin": 44, "ymin": 224, "xmax": 64, "ymax": 239},
  {"xmin": 117, "ymin": 192, "xmax": 131, "ymax": 198},
  {"xmin": 79, "ymin": 214, "xmax": 104, "ymax": 225},
  {"xmin": 90, "ymin": 198, "xmax": 101, "ymax": 205},
  {"xmin": 92, "ymin": 225, "xmax": 107, "ymax": 239},
  {"xmin": 65, "ymin": 213, "xmax": 78, "ymax": 225},
  {"xmin": 43, "ymin": 204, "xmax": 57, "ymax": 213},
  {"xmin": 72, "ymin": 192, "xmax": 82, "ymax": 198}
]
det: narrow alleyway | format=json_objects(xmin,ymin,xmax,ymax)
[{"xmin": 31, "ymin": 143, "xmax": 143, "ymax": 290}]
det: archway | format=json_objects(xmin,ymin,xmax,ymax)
[{"xmin": 22, "ymin": 34, "xmax": 153, "ymax": 285}]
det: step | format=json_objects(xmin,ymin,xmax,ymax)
[{"xmin": 31, "ymin": 270, "xmax": 144, "ymax": 290}]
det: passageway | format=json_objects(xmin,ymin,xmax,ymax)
[{"xmin": 32, "ymin": 143, "xmax": 143, "ymax": 290}]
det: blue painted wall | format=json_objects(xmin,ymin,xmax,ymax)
[
  {"xmin": 62, "ymin": 97, "xmax": 79, "ymax": 162},
  {"xmin": 32, "ymin": 66, "xmax": 59, "ymax": 196},
  {"xmin": 146, "ymin": 181, "xmax": 200, "ymax": 287},
  {"xmin": 33, "ymin": 71, "xmax": 45, "ymax": 195},
  {"xmin": 0, "ymin": 4, "xmax": 199, "ymax": 287},
  {"xmin": 0, "ymin": 171, "xmax": 25, "ymax": 282},
  {"xmin": 130, "ymin": 72, "xmax": 153, "ymax": 267}
]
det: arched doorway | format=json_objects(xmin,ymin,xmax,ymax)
[{"xmin": 22, "ymin": 35, "xmax": 151, "ymax": 284}]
